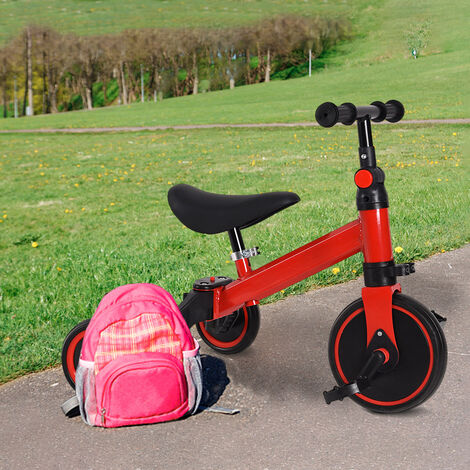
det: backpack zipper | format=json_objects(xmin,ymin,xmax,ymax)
[{"xmin": 101, "ymin": 408, "xmax": 106, "ymax": 425}]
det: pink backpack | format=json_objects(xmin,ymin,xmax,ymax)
[{"xmin": 75, "ymin": 283, "xmax": 202, "ymax": 428}]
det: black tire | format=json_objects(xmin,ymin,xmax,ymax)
[
  {"xmin": 61, "ymin": 319, "xmax": 90, "ymax": 389},
  {"xmin": 328, "ymin": 293, "xmax": 447, "ymax": 413},
  {"xmin": 196, "ymin": 305, "xmax": 260, "ymax": 354}
]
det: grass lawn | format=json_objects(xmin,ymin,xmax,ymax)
[
  {"xmin": 1, "ymin": 0, "xmax": 468, "ymax": 130},
  {"xmin": 0, "ymin": 49, "xmax": 468, "ymax": 131},
  {"xmin": 0, "ymin": 0, "xmax": 372, "ymax": 45},
  {"xmin": 0, "ymin": 123, "xmax": 468, "ymax": 383}
]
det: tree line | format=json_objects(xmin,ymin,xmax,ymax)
[{"xmin": 0, "ymin": 15, "xmax": 349, "ymax": 118}]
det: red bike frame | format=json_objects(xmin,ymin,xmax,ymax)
[
  {"xmin": 213, "ymin": 208, "xmax": 399, "ymax": 351},
  {"xmin": 183, "ymin": 114, "xmax": 409, "ymax": 357}
]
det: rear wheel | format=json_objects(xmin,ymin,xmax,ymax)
[
  {"xmin": 328, "ymin": 293, "xmax": 447, "ymax": 413},
  {"xmin": 196, "ymin": 305, "xmax": 260, "ymax": 354},
  {"xmin": 61, "ymin": 319, "xmax": 90, "ymax": 389}
]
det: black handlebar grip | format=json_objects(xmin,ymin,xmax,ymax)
[
  {"xmin": 384, "ymin": 99, "xmax": 405, "ymax": 122},
  {"xmin": 315, "ymin": 102, "xmax": 339, "ymax": 127},
  {"xmin": 338, "ymin": 103, "xmax": 357, "ymax": 125},
  {"xmin": 316, "ymin": 100, "xmax": 405, "ymax": 127},
  {"xmin": 315, "ymin": 102, "xmax": 357, "ymax": 127},
  {"xmin": 370, "ymin": 101, "xmax": 387, "ymax": 122}
]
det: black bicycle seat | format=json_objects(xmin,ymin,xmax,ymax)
[{"xmin": 168, "ymin": 184, "xmax": 300, "ymax": 234}]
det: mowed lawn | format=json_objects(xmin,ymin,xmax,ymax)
[
  {"xmin": 1, "ymin": 0, "xmax": 468, "ymax": 130},
  {"xmin": 0, "ymin": 0, "xmax": 370, "ymax": 44},
  {"xmin": 0, "ymin": 123, "xmax": 468, "ymax": 382},
  {"xmin": 1, "ymin": 49, "xmax": 467, "ymax": 131}
]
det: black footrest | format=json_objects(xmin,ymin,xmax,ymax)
[
  {"xmin": 323, "ymin": 382, "xmax": 360, "ymax": 404},
  {"xmin": 394, "ymin": 262, "xmax": 415, "ymax": 276}
]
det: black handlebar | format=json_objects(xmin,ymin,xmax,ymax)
[{"xmin": 315, "ymin": 100, "xmax": 405, "ymax": 127}]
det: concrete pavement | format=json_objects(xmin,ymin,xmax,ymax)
[{"xmin": 1, "ymin": 245, "xmax": 469, "ymax": 470}]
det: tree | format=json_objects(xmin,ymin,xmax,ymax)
[
  {"xmin": 32, "ymin": 26, "xmax": 69, "ymax": 113},
  {"xmin": 0, "ymin": 48, "xmax": 13, "ymax": 118},
  {"xmin": 0, "ymin": 15, "xmax": 350, "ymax": 116},
  {"xmin": 69, "ymin": 35, "xmax": 104, "ymax": 109},
  {"xmin": 405, "ymin": 20, "xmax": 431, "ymax": 59}
]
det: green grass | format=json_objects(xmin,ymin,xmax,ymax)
[
  {"xmin": 1, "ymin": 0, "xmax": 468, "ymax": 130},
  {"xmin": 0, "ymin": 0, "xmax": 469, "ymax": 384},
  {"xmin": 0, "ymin": 0, "xmax": 372, "ymax": 44},
  {"xmin": 1, "ymin": 49, "xmax": 467, "ymax": 131},
  {"xmin": 0, "ymin": 123, "xmax": 468, "ymax": 383}
]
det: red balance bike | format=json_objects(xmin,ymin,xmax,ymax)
[{"xmin": 62, "ymin": 100, "xmax": 447, "ymax": 413}]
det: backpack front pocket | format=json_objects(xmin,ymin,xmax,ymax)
[{"xmin": 95, "ymin": 352, "xmax": 188, "ymax": 427}]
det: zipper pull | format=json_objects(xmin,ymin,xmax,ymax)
[{"xmin": 100, "ymin": 408, "xmax": 106, "ymax": 426}]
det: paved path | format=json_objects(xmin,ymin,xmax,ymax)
[
  {"xmin": 0, "ymin": 118, "xmax": 469, "ymax": 134},
  {"xmin": 1, "ymin": 245, "xmax": 469, "ymax": 470}
]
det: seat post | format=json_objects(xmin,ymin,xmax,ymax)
[
  {"xmin": 228, "ymin": 227, "xmax": 245, "ymax": 253},
  {"xmin": 227, "ymin": 228, "xmax": 258, "ymax": 307},
  {"xmin": 228, "ymin": 228, "xmax": 253, "ymax": 279}
]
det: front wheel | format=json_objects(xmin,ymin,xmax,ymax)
[
  {"xmin": 196, "ymin": 305, "xmax": 260, "ymax": 354},
  {"xmin": 328, "ymin": 293, "xmax": 447, "ymax": 413}
]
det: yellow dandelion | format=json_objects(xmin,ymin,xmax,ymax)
[
  {"xmin": 57, "ymin": 267, "xmax": 62, "ymax": 272},
  {"xmin": 332, "ymin": 267, "xmax": 340, "ymax": 275},
  {"xmin": 2, "ymin": 214, "xmax": 7, "ymax": 219},
  {"xmin": 394, "ymin": 246, "xmax": 404, "ymax": 254},
  {"xmin": 31, "ymin": 241, "xmax": 38, "ymax": 248}
]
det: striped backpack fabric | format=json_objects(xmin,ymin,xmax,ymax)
[{"xmin": 75, "ymin": 283, "xmax": 202, "ymax": 428}]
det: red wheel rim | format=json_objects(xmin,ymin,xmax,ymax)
[
  {"xmin": 199, "ymin": 306, "xmax": 249, "ymax": 349},
  {"xmin": 66, "ymin": 330, "xmax": 86, "ymax": 383},
  {"xmin": 334, "ymin": 305, "xmax": 434, "ymax": 406}
]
